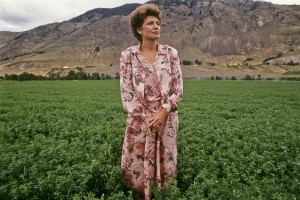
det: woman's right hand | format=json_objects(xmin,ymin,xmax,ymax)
[{"xmin": 146, "ymin": 108, "xmax": 168, "ymax": 129}]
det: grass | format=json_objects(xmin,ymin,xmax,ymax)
[
  {"xmin": 285, "ymin": 71, "xmax": 300, "ymax": 75},
  {"xmin": 0, "ymin": 80, "xmax": 299, "ymax": 199}
]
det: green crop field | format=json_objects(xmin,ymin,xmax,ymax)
[{"xmin": 0, "ymin": 80, "xmax": 299, "ymax": 199}]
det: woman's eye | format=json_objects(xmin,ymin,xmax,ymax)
[{"xmin": 146, "ymin": 21, "xmax": 160, "ymax": 26}]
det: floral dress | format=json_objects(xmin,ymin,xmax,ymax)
[{"xmin": 120, "ymin": 44, "xmax": 183, "ymax": 199}]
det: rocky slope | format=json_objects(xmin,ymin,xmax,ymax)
[{"xmin": 0, "ymin": 0, "xmax": 299, "ymax": 78}]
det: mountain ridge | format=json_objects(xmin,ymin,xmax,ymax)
[{"xmin": 0, "ymin": 0, "xmax": 299, "ymax": 78}]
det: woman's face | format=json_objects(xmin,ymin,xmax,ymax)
[{"xmin": 138, "ymin": 16, "xmax": 161, "ymax": 42}]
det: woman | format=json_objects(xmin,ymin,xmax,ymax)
[{"xmin": 120, "ymin": 3, "xmax": 183, "ymax": 199}]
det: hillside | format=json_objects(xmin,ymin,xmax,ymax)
[{"xmin": 0, "ymin": 0, "xmax": 299, "ymax": 79}]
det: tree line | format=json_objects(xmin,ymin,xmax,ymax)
[{"xmin": 0, "ymin": 71, "xmax": 120, "ymax": 81}]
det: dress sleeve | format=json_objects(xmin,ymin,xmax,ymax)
[
  {"xmin": 161, "ymin": 49, "xmax": 183, "ymax": 112},
  {"xmin": 120, "ymin": 50, "xmax": 146, "ymax": 118}
]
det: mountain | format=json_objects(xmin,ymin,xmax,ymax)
[
  {"xmin": 0, "ymin": 31, "xmax": 19, "ymax": 47},
  {"xmin": 0, "ymin": 0, "xmax": 299, "ymax": 79}
]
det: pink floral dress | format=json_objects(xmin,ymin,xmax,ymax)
[{"xmin": 120, "ymin": 44, "xmax": 183, "ymax": 199}]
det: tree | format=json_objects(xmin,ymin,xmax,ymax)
[
  {"xmin": 100, "ymin": 74, "xmax": 105, "ymax": 80},
  {"xmin": 115, "ymin": 72, "xmax": 120, "ymax": 80},
  {"xmin": 67, "ymin": 70, "xmax": 76, "ymax": 80},
  {"xmin": 182, "ymin": 60, "xmax": 192, "ymax": 65},
  {"xmin": 195, "ymin": 59, "xmax": 202, "ymax": 65},
  {"xmin": 105, "ymin": 74, "xmax": 112, "ymax": 80},
  {"xmin": 257, "ymin": 74, "xmax": 261, "ymax": 80},
  {"xmin": 77, "ymin": 71, "xmax": 87, "ymax": 80},
  {"xmin": 19, "ymin": 72, "xmax": 35, "ymax": 81},
  {"xmin": 90, "ymin": 72, "xmax": 100, "ymax": 80},
  {"xmin": 5, "ymin": 74, "xmax": 18, "ymax": 80},
  {"xmin": 243, "ymin": 75, "xmax": 252, "ymax": 80}
]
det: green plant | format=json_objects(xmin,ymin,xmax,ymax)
[{"xmin": 0, "ymin": 80, "xmax": 299, "ymax": 199}]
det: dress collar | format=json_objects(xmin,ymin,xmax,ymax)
[{"xmin": 131, "ymin": 43, "xmax": 168, "ymax": 55}]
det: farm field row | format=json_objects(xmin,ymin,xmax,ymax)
[{"xmin": 0, "ymin": 80, "xmax": 299, "ymax": 199}]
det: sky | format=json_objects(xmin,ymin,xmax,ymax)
[{"xmin": 0, "ymin": 0, "xmax": 299, "ymax": 32}]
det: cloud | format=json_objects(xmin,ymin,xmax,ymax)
[
  {"xmin": 0, "ymin": 0, "xmax": 148, "ymax": 32},
  {"xmin": 0, "ymin": 7, "xmax": 32, "ymax": 32},
  {"xmin": 259, "ymin": 0, "xmax": 300, "ymax": 4}
]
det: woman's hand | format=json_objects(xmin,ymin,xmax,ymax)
[{"xmin": 147, "ymin": 108, "xmax": 168, "ymax": 128}]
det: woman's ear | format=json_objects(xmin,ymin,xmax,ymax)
[{"xmin": 137, "ymin": 28, "xmax": 142, "ymax": 35}]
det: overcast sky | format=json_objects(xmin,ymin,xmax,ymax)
[{"xmin": 0, "ymin": 0, "xmax": 299, "ymax": 32}]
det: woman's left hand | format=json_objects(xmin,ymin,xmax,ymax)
[{"xmin": 148, "ymin": 108, "xmax": 168, "ymax": 128}]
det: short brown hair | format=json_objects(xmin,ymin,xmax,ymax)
[{"xmin": 130, "ymin": 4, "xmax": 162, "ymax": 42}]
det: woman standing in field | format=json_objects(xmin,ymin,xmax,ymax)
[{"xmin": 119, "ymin": 3, "xmax": 183, "ymax": 199}]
